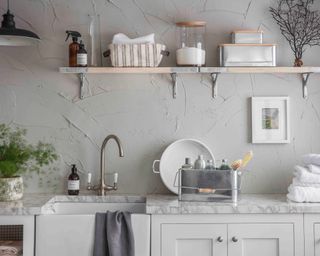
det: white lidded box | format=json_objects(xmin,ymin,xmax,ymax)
[
  {"xmin": 219, "ymin": 44, "xmax": 276, "ymax": 67},
  {"xmin": 105, "ymin": 43, "xmax": 168, "ymax": 67},
  {"xmin": 232, "ymin": 30, "xmax": 263, "ymax": 44}
]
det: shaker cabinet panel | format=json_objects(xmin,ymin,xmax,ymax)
[
  {"xmin": 315, "ymin": 224, "xmax": 320, "ymax": 256},
  {"xmin": 228, "ymin": 224, "xmax": 294, "ymax": 256},
  {"xmin": 36, "ymin": 214, "xmax": 150, "ymax": 256},
  {"xmin": 161, "ymin": 223, "xmax": 227, "ymax": 256},
  {"xmin": 0, "ymin": 215, "xmax": 34, "ymax": 256},
  {"xmin": 36, "ymin": 215, "xmax": 95, "ymax": 256},
  {"xmin": 152, "ymin": 215, "xmax": 303, "ymax": 256},
  {"xmin": 305, "ymin": 214, "xmax": 320, "ymax": 256}
]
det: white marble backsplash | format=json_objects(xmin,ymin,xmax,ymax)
[{"xmin": 0, "ymin": 0, "xmax": 320, "ymax": 194}]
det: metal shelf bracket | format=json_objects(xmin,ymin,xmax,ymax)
[
  {"xmin": 210, "ymin": 73, "xmax": 219, "ymax": 98},
  {"xmin": 79, "ymin": 73, "xmax": 85, "ymax": 99},
  {"xmin": 170, "ymin": 73, "xmax": 177, "ymax": 99},
  {"xmin": 301, "ymin": 73, "xmax": 311, "ymax": 99}
]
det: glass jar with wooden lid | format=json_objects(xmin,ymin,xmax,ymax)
[{"xmin": 176, "ymin": 21, "xmax": 206, "ymax": 67}]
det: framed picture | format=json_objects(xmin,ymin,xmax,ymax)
[{"xmin": 251, "ymin": 97, "xmax": 290, "ymax": 144}]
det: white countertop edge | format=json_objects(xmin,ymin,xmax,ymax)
[{"xmin": 1, "ymin": 193, "xmax": 320, "ymax": 215}]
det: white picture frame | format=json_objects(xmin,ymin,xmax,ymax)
[{"xmin": 251, "ymin": 96, "xmax": 290, "ymax": 144}]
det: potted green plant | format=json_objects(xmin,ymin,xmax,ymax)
[{"xmin": 0, "ymin": 124, "xmax": 57, "ymax": 201}]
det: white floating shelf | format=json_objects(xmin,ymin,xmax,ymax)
[{"xmin": 59, "ymin": 66, "xmax": 320, "ymax": 99}]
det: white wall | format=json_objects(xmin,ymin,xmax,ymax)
[{"xmin": 0, "ymin": 0, "xmax": 320, "ymax": 194}]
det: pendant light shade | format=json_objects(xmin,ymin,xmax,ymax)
[{"xmin": 0, "ymin": 1, "xmax": 40, "ymax": 46}]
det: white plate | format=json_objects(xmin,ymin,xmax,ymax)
[{"xmin": 152, "ymin": 139, "xmax": 214, "ymax": 194}]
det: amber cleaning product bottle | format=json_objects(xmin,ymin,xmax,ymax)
[
  {"xmin": 68, "ymin": 164, "xmax": 80, "ymax": 195},
  {"xmin": 77, "ymin": 40, "xmax": 88, "ymax": 67},
  {"xmin": 65, "ymin": 31, "xmax": 81, "ymax": 67}
]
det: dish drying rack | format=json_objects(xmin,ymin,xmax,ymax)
[{"xmin": 174, "ymin": 168, "xmax": 242, "ymax": 203}]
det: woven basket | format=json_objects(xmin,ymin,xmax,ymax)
[{"xmin": 104, "ymin": 43, "xmax": 168, "ymax": 67}]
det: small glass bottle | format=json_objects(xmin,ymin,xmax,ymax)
[
  {"xmin": 205, "ymin": 159, "xmax": 215, "ymax": 170},
  {"xmin": 182, "ymin": 158, "xmax": 193, "ymax": 169},
  {"xmin": 194, "ymin": 155, "xmax": 206, "ymax": 169},
  {"xmin": 219, "ymin": 159, "xmax": 231, "ymax": 170},
  {"xmin": 88, "ymin": 14, "xmax": 102, "ymax": 67},
  {"xmin": 68, "ymin": 164, "xmax": 80, "ymax": 195},
  {"xmin": 77, "ymin": 40, "xmax": 88, "ymax": 67}
]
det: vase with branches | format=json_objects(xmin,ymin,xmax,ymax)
[{"xmin": 270, "ymin": 0, "xmax": 320, "ymax": 67}]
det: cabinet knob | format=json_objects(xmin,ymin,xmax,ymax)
[
  {"xmin": 232, "ymin": 237, "xmax": 238, "ymax": 242},
  {"xmin": 217, "ymin": 236, "xmax": 223, "ymax": 242}
]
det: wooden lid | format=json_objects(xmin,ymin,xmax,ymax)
[{"xmin": 176, "ymin": 21, "xmax": 206, "ymax": 27}]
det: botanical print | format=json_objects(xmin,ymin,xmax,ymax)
[{"xmin": 262, "ymin": 108, "xmax": 279, "ymax": 129}]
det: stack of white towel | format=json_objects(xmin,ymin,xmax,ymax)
[
  {"xmin": 287, "ymin": 154, "xmax": 320, "ymax": 203},
  {"xmin": 112, "ymin": 33, "xmax": 155, "ymax": 44}
]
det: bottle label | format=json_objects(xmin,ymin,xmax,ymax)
[
  {"xmin": 77, "ymin": 54, "xmax": 87, "ymax": 66},
  {"xmin": 68, "ymin": 180, "xmax": 80, "ymax": 190}
]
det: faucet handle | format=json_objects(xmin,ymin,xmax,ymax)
[
  {"xmin": 87, "ymin": 173, "xmax": 92, "ymax": 184},
  {"xmin": 113, "ymin": 172, "xmax": 118, "ymax": 184},
  {"xmin": 87, "ymin": 172, "xmax": 94, "ymax": 190}
]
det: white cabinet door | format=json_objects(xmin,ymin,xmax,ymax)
[
  {"xmin": 0, "ymin": 215, "xmax": 34, "ymax": 256},
  {"xmin": 36, "ymin": 215, "xmax": 95, "ymax": 256},
  {"xmin": 315, "ymin": 224, "xmax": 320, "ymax": 256},
  {"xmin": 161, "ymin": 223, "xmax": 227, "ymax": 256},
  {"xmin": 228, "ymin": 224, "xmax": 294, "ymax": 256},
  {"xmin": 305, "ymin": 214, "xmax": 320, "ymax": 256},
  {"xmin": 36, "ymin": 214, "xmax": 150, "ymax": 256}
]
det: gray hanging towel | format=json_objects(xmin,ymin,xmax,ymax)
[{"xmin": 93, "ymin": 211, "xmax": 135, "ymax": 256}]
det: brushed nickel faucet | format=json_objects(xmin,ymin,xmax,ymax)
[{"xmin": 87, "ymin": 134, "xmax": 124, "ymax": 195}]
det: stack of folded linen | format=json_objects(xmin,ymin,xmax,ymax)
[
  {"xmin": 0, "ymin": 241, "xmax": 22, "ymax": 256},
  {"xmin": 287, "ymin": 154, "xmax": 320, "ymax": 203}
]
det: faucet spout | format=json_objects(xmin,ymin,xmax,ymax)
[{"xmin": 100, "ymin": 135, "xmax": 124, "ymax": 195}]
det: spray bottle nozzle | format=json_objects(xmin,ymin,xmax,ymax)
[{"xmin": 65, "ymin": 30, "xmax": 81, "ymax": 42}]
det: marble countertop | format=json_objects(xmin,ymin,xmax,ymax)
[
  {"xmin": 146, "ymin": 194, "xmax": 320, "ymax": 214},
  {"xmin": 0, "ymin": 193, "xmax": 145, "ymax": 215},
  {"xmin": 2, "ymin": 193, "xmax": 320, "ymax": 215}
]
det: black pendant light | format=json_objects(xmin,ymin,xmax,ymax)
[{"xmin": 0, "ymin": 0, "xmax": 40, "ymax": 46}]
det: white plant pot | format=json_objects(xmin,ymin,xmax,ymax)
[{"xmin": 0, "ymin": 176, "xmax": 23, "ymax": 201}]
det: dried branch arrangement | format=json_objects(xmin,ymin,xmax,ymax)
[{"xmin": 270, "ymin": 0, "xmax": 320, "ymax": 66}]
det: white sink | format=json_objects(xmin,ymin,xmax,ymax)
[
  {"xmin": 52, "ymin": 202, "xmax": 146, "ymax": 214},
  {"xmin": 37, "ymin": 196, "xmax": 150, "ymax": 256}
]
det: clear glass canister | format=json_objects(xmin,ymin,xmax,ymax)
[{"xmin": 176, "ymin": 21, "xmax": 206, "ymax": 66}]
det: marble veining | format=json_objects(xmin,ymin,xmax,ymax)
[
  {"xmin": 0, "ymin": 194, "xmax": 146, "ymax": 215},
  {"xmin": 0, "ymin": 194, "xmax": 53, "ymax": 215},
  {"xmin": 3, "ymin": 193, "xmax": 320, "ymax": 215},
  {"xmin": 146, "ymin": 194, "xmax": 320, "ymax": 214}
]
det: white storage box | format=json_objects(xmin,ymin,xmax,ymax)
[
  {"xmin": 232, "ymin": 30, "xmax": 263, "ymax": 44},
  {"xmin": 219, "ymin": 44, "xmax": 276, "ymax": 67},
  {"xmin": 104, "ymin": 43, "xmax": 168, "ymax": 67}
]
